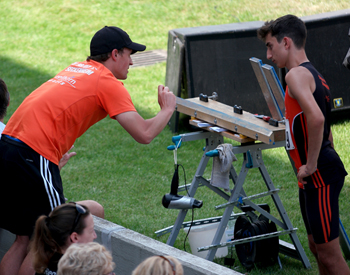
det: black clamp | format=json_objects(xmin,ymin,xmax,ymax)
[
  {"xmin": 269, "ymin": 118, "xmax": 279, "ymax": 127},
  {"xmin": 199, "ymin": 92, "xmax": 218, "ymax": 102},
  {"xmin": 233, "ymin": 105, "xmax": 243, "ymax": 114}
]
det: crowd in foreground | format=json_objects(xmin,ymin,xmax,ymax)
[{"xmin": 31, "ymin": 202, "xmax": 183, "ymax": 275}]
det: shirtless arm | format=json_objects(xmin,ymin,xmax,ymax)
[
  {"xmin": 286, "ymin": 67, "xmax": 324, "ymax": 184},
  {"xmin": 114, "ymin": 85, "xmax": 176, "ymax": 144}
]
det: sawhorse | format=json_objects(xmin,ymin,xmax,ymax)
[{"xmin": 156, "ymin": 131, "xmax": 311, "ymax": 268}]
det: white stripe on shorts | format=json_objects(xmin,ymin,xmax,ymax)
[{"xmin": 40, "ymin": 155, "xmax": 61, "ymax": 211}]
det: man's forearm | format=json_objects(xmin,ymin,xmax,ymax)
[
  {"xmin": 142, "ymin": 108, "xmax": 174, "ymax": 143},
  {"xmin": 305, "ymin": 115, "xmax": 324, "ymax": 171}
]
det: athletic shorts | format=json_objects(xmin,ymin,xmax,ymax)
[
  {"xmin": 299, "ymin": 178, "xmax": 344, "ymax": 244},
  {"xmin": 0, "ymin": 135, "xmax": 65, "ymax": 236}
]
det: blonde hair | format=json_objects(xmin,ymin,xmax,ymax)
[
  {"xmin": 57, "ymin": 242, "xmax": 115, "ymax": 275},
  {"xmin": 132, "ymin": 255, "xmax": 183, "ymax": 275}
]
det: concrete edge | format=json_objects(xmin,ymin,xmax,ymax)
[{"xmin": 93, "ymin": 216, "xmax": 242, "ymax": 275}]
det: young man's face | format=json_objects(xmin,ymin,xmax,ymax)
[
  {"xmin": 113, "ymin": 48, "xmax": 133, "ymax": 80},
  {"xmin": 265, "ymin": 33, "xmax": 287, "ymax": 68}
]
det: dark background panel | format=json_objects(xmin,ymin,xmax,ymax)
[
  {"xmin": 166, "ymin": 10, "xmax": 350, "ymax": 132},
  {"xmin": 184, "ymin": 27, "xmax": 275, "ymax": 117},
  {"xmin": 304, "ymin": 15, "xmax": 350, "ymax": 111}
]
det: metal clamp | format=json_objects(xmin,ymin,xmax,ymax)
[
  {"xmin": 233, "ymin": 105, "xmax": 243, "ymax": 114},
  {"xmin": 199, "ymin": 92, "xmax": 218, "ymax": 102}
]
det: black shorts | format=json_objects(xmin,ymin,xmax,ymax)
[
  {"xmin": 0, "ymin": 136, "xmax": 65, "ymax": 236},
  {"xmin": 299, "ymin": 179, "xmax": 344, "ymax": 244}
]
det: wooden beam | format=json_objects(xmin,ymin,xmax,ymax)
[{"xmin": 176, "ymin": 97, "xmax": 285, "ymax": 144}]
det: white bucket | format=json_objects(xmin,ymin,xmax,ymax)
[{"xmin": 183, "ymin": 222, "xmax": 228, "ymax": 259}]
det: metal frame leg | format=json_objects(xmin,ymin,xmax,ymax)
[
  {"xmin": 166, "ymin": 133, "xmax": 224, "ymax": 246},
  {"xmin": 206, "ymin": 152, "xmax": 250, "ymax": 261},
  {"xmin": 205, "ymin": 145, "xmax": 310, "ymax": 268},
  {"xmin": 257, "ymin": 150, "xmax": 310, "ymax": 268}
]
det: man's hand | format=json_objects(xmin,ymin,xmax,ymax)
[
  {"xmin": 59, "ymin": 145, "xmax": 77, "ymax": 170},
  {"xmin": 297, "ymin": 164, "xmax": 317, "ymax": 184},
  {"xmin": 157, "ymin": 85, "xmax": 176, "ymax": 111}
]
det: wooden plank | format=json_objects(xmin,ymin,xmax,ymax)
[{"xmin": 176, "ymin": 97, "xmax": 285, "ymax": 144}]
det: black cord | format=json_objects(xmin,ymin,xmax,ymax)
[
  {"xmin": 177, "ymin": 163, "xmax": 195, "ymax": 253},
  {"xmin": 177, "ymin": 163, "xmax": 189, "ymax": 196},
  {"xmin": 183, "ymin": 208, "xmax": 195, "ymax": 253}
]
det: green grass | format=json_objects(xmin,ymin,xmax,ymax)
[{"xmin": 1, "ymin": 1, "xmax": 350, "ymax": 274}]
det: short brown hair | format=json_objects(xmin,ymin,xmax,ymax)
[
  {"xmin": 257, "ymin": 14, "xmax": 307, "ymax": 49},
  {"xmin": 86, "ymin": 48, "xmax": 124, "ymax": 62}
]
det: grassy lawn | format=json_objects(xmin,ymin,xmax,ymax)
[{"xmin": 1, "ymin": 1, "xmax": 350, "ymax": 274}]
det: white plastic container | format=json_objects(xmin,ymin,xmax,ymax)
[{"xmin": 183, "ymin": 222, "xmax": 228, "ymax": 259}]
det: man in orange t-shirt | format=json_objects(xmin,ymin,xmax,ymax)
[{"xmin": 0, "ymin": 26, "xmax": 176, "ymax": 275}]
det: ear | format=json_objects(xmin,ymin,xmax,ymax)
[
  {"xmin": 111, "ymin": 49, "xmax": 119, "ymax": 61},
  {"xmin": 283, "ymin": 37, "xmax": 291, "ymax": 49},
  {"xmin": 70, "ymin": 232, "xmax": 79, "ymax": 243}
]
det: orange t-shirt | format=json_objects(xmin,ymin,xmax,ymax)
[{"xmin": 3, "ymin": 60, "xmax": 136, "ymax": 165}]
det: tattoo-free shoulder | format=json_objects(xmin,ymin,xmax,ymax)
[{"xmin": 285, "ymin": 66, "xmax": 315, "ymax": 99}]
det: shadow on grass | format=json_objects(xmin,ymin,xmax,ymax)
[{"xmin": 0, "ymin": 55, "xmax": 56, "ymax": 120}]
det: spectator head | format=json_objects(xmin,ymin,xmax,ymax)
[
  {"xmin": 57, "ymin": 242, "xmax": 115, "ymax": 275},
  {"xmin": 131, "ymin": 255, "xmax": 183, "ymax": 275},
  {"xmin": 31, "ymin": 202, "xmax": 96, "ymax": 274}
]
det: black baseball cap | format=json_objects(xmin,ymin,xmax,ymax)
[{"xmin": 90, "ymin": 26, "xmax": 146, "ymax": 56}]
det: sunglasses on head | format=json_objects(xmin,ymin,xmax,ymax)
[
  {"xmin": 158, "ymin": 255, "xmax": 176, "ymax": 275},
  {"xmin": 70, "ymin": 203, "xmax": 86, "ymax": 234}
]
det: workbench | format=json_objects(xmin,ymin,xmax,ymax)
[{"xmin": 156, "ymin": 96, "xmax": 311, "ymax": 268}]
